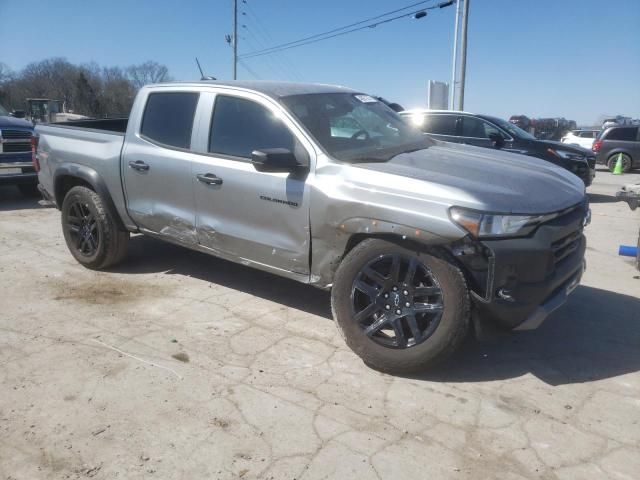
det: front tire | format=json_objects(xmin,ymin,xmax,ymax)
[
  {"xmin": 61, "ymin": 186, "xmax": 129, "ymax": 269},
  {"xmin": 331, "ymin": 239, "xmax": 470, "ymax": 373}
]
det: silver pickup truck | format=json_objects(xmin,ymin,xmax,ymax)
[{"xmin": 36, "ymin": 81, "xmax": 589, "ymax": 372}]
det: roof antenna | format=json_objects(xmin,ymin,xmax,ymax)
[{"xmin": 195, "ymin": 57, "xmax": 217, "ymax": 80}]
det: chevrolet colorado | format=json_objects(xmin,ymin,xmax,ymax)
[{"xmin": 36, "ymin": 81, "xmax": 589, "ymax": 372}]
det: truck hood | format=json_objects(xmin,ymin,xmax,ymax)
[
  {"xmin": 0, "ymin": 115, "xmax": 33, "ymax": 129},
  {"xmin": 353, "ymin": 142, "xmax": 586, "ymax": 214}
]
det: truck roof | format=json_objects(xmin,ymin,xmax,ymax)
[{"xmin": 149, "ymin": 80, "xmax": 359, "ymax": 99}]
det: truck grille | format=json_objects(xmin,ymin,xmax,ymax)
[
  {"xmin": 1, "ymin": 129, "xmax": 32, "ymax": 140},
  {"xmin": 1, "ymin": 129, "xmax": 32, "ymax": 153},
  {"xmin": 552, "ymin": 229, "xmax": 582, "ymax": 264},
  {"xmin": 1, "ymin": 142, "xmax": 31, "ymax": 153}
]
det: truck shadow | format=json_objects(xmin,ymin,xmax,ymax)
[
  {"xmin": 110, "ymin": 234, "xmax": 332, "ymax": 319},
  {"xmin": 416, "ymin": 285, "xmax": 640, "ymax": 385},
  {"xmin": 587, "ymin": 192, "xmax": 620, "ymax": 204},
  {"xmin": 114, "ymin": 235, "xmax": 639, "ymax": 386},
  {"xmin": 0, "ymin": 186, "xmax": 43, "ymax": 211}
]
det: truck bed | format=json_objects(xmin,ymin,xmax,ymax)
[
  {"xmin": 53, "ymin": 117, "xmax": 128, "ymax": 134},
  {"xmin": 35, "ymin": 120, "xmax": 133, "ymax": 228}
]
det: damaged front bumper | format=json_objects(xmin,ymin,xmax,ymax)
[
  {"xmin": 452, "ymin": 203, "xmax": 588, "ymax": 331},
  {"xmin": 513, "ymin": 260, "xmax": 584, "ymax": 331}
]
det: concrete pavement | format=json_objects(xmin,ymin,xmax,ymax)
[{"xmin": 1, "ymin": 168, "xmax": 638, "ymax": 479}]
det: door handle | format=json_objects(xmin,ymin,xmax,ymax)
[
  {"xmin": 129, "ymin": 160, "xmax": 150, "ymax": 171},
  {"xmin": 196, "ymin": 173, "xmax": 223, "ymax": 185}
]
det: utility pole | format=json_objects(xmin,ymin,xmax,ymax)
[
  {"xmin": 450, "ymin": 0, "xmax": 461, "ymax": 110},
  {"xmin": 458, "ymin": 0, "xmax": 470, "ymax": 110},
  {"xmin": 232, "ymin": 0, "xmax": 238, "ymax": 80}
]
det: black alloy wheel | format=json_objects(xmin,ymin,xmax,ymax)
[
  {"xmin": 351, "ymin": 253, "xmax": 444, "ymax": 349},
  {"xmin": 61, "ymin": 186, "xmax": 129, "ymax": 269},
  {"xmin": 331, "ymin": 239, "xmax": 470, "ymax": 372},
  {"xmin": 66, "ymin": 200, "xmax": 100, "ymax": 256}
]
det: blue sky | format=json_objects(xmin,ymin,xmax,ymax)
[{"xmin": 1, "ymin": 0, "xmax": 638, "ymax": 125}]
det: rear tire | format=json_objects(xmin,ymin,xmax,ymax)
[
  {"xmin": 331, "ymin": 239, "xmax": 470, "ymax": 373},
  {"xmin": 607, "ymin": 153, "xmax": 632, "ymax": 173},
  {"xmin": 61, "ymin": 186, "xmax": 129, "ymax": 269}
]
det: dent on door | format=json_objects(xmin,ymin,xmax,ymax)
[
  {"xmin": 123, "ymin": 144, "xmax": 199, "ymax": 245},
  {"xmin": 195, "ymin": 164, "xmax": 311, "ymax": 275}
]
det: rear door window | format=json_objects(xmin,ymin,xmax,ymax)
[
  {"xmin": 460, "ymin": 116, "xmax": 503, "ymax": 138},
  {"xmin": 460, "ymin": 116, "xmax": 485, "ymax": 138},
  {"xmin": 422, "ymin": 114, "xmax": 458, "ymax": 136},
  {"xmin": 209, "ymin": 95, "xmax": 295, "ymax": 158},
  {"xmin": 606, "ymin": 127, "xmax": 637, "ymax": 141},
  {"xmin": 140, "ymin": 92, "xmax": 199, "ymax": 149}
]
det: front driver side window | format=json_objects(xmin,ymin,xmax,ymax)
[{"xmin": 209, "ymin": 95, "xmax": 295, "ymax": 158}]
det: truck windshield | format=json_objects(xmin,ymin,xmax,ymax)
[
  {"xmin": 281, "ymin": 93, "xmax": 431, "ymax": 162},
  {"xmin": 0, "ymin": 104, "xmax": 9, "ymax": 116}
]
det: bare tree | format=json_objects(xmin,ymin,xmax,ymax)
[
  {"xmin": 100, "ymin": 67, "xmax": 136, "ymax": 116},
  {"xmin": 0, "ymin": 63, "xmax": 15, "ymax": 105},
  {"xmin": 0, "ymin": 58, "xmax": 171, "ymax": 117},
  {"xmin": 0, "ymin": 63, "xmax": 13, "ymax": 84},
  {"xmin": 126, "ymin": 61, "xmax": 172, "ymax": 89}
]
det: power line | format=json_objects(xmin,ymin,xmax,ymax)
[
  {"xmin": 238, "ymin": 58, "xmax": 261, "ymax": 79},
  {"xmin": 241, "ymin": 1, "xmax": 304, "ymax": 81},
  {"xmin": 242, "ymin": 32, "xmax": 293, "ymax": 80},
  {"xmin": 242, "ymin": 27, "xmax": 291, "ymax": 79},
  {"xmin": 240, "ymin": 5, "xmax": 444, "ymax": 59},
  {"xmin": 240, "ymin": 0, "xmax": 434, "ymax": 59}
]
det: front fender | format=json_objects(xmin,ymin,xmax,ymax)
[{"xmin": 310, "ymin": 216, "xmax": 452, "ymax": 288}]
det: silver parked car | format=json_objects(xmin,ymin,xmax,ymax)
[{"xmin": 35, "ymin": 81, "xmax": 589, "ymax": 372}]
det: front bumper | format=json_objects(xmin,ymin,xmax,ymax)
[
  {"xmin": 513, "ymin": 259, "xmax": 584, "ymax": 330},
  {"xmin": 577, "ymin": 163, "xmax": 594, "ymax": 187},
  {"xmin": 458, "ymin": 204, "xmax": 587, "ymax": 330}
]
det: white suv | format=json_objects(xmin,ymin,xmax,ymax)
[{"xmin": 562, "ymin": 129, "xmax": 600, "ymax": 149}]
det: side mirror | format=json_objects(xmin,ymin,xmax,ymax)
[
  {"xmin": 489, "ymin": 132, "xmax": 505, "ymax": 149},
  {"xmin": 10, "ymin": 110, "xmax": 26, "ymax": 119},
  {"xmin": 251, "ymin": 148, "xmax": 304, "ymax": 173}
]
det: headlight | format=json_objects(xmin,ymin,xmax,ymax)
[
  {"xmin": 547, "ymin": 148, "xmax": 585, "ymax": 161},
  {"xmin": 449, "ymin": 207, "xmax": 546, "ymax": 238}
]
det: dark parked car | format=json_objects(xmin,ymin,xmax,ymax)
[
  {"xmin": 0, "ymin": 103, "xmax": 37, "ymax": 196},
  {"xmin": 401, "ymin": 110, "xmax": 595, "ymax": 186},
  {"xmin": 592, "ymin": 125, "xmax": 640, "ymax": 173}
]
